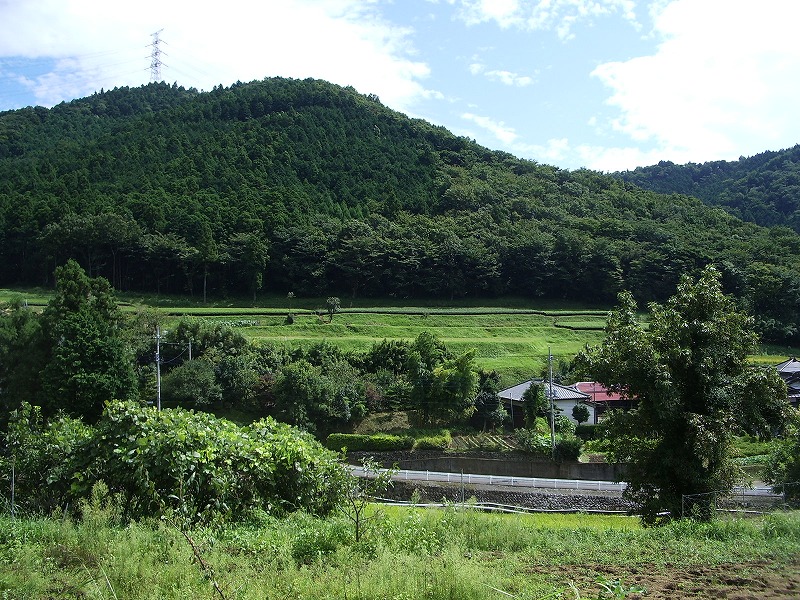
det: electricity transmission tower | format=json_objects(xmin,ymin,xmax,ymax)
[{"xmin": 148, "ymin": 29, "xmax": 166, "ymax": 82}]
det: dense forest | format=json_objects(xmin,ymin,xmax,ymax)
[
  {"xmin": 614, "ymin": 145, "xmax": 800, "ymax": 233},
  {"xmin": 1, "ymin": 78, "xmax": 799, "ymax": 342}
]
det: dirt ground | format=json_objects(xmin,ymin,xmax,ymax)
[
  {"xmin": 533, "ymin": 560, "xmax": 800, "ymax": 599},
  {"xmin": 382, "ymin": 480, "xmax": 797, "ymax": 597}
]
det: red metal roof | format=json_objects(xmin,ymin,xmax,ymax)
[{"xmin": 573, "ymin": 381, "xmax": 625, "ymax": 403}]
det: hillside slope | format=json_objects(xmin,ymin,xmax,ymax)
[
  {"xmin": 1, "ymin": 78, "xmax": 799, "ymax": 342},
  {"xmin": 614, "ymin": 145, "xmax": 800, "ymax": 232}
]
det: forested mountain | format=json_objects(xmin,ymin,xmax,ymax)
[
  {"xmin": 614, "ymin": 145, "xmax": 800, "ymax": 233},
  {"xmin": 1, "ymin": 78, "xmax": 799, "ymax": 342}
]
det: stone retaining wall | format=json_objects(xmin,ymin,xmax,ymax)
[{"xmin": 382, "ymin": 480, "xmax": 635, "ymax": 512}]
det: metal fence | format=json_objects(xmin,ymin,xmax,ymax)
[{"xmin": 682, "ymin": 482, "xmax": 799, "ymax": 517}]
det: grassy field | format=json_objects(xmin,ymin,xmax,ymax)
[
  {"xmin": 200, "ymin": 311, "xmax": 607, "ymax": 385},
  {"xmin": 2, "ymin": 506, "xmax": 799, "ymax": 599},
  {"xmin": 2, "ymin": 287, "xmax": 798, "ymax": 386}
]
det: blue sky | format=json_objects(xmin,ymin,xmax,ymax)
[{"xmin": 1, "ymin": 0, "xmax": 798, "ymax": 171}]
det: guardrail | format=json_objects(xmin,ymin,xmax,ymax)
[
  {"xmin": 350, "ymin": 465, "xmax": 627, "ymax": 493},
  {"xmin": 348, "ymin": 465, "xmax": 778, "ymax": 497}
]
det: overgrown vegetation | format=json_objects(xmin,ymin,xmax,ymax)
[
  {"xmin": 3, "ymin": 400, "xmax": 346, "ymax": 522},
  {"xmin": 1, "ymin": 506, "xmax": 799, "ymax": 599},
  {"xmin": 765, "ymin": 419, "xmax": 800, "ymax": 502}
]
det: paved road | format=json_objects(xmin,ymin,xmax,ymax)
[{"xmin": 349, "ymin": 465, "xmax": 779, "ymax": 497}]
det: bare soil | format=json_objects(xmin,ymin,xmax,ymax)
[{"xmin": 531, "ymin": 560, "xmax": 800, "ymax": 599}]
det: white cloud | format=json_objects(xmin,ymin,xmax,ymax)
[
  {"xmin": 576, "ymin": 144, "xmax": 669, "ymax": 172},
  {"xmin": 0, "ymin": 0, "xmax": 434, "ymax": 112},
  {"xmin": 591, "ymin": 0, "xmax": 800, "ymax": 166},
  {"xmin": 461, "ymin": 112, "xmax": 518, "ymax": 144},
  {"xmin": 485, "ymin": 69, "xmax": 534, "ymax": 86},
  {"xmin": 517, "ymin": 137, "xmax": 572, "ymax": 164},
  {"xmin": 468, "ymin": 62, "xmax": 534, "ymax": 86},
  {"xmin": 459, "ymin": 0, "xmax": 522, "ymax": 28},
  {"xmin": 457, "ymin": 0, "xmax": 639, "ymax": 39}
]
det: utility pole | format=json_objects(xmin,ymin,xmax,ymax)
[
  {"xmin": 148, "ymin": 29, "xmax": 166, "ymax": 83},
  {"xmin": 549, "ymin": 347, "xmax": 556, "ymax": 458},
  {"xmin": 155, "ymin": 326, "xmax": 163, "ymax": 410}
]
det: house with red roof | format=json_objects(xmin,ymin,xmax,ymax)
[{"xmin": 573, "ymin": 381, "xmax": 638, "ymax": 423}]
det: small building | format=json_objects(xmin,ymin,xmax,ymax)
[
  {"xmin": 776, "ymin": 357, "xmax": 800, "ymax": 408},
  {"xmin": 573, "ymin": 381, "xmax": 638, "ymax": 423},
  {"xmin": 498, "ymin": 380, "xmax": 593, "ymax": 428}
]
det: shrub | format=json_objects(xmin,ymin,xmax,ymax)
[
  {"xmin": 764, "ymin": 429, "xmax": 800, "ymax": 501},
  {"xmin": 553, "ymin": 415, "xmax": 576, "ymax": 435},
  {"xmin": 554, "ymin": 436, "xmax": 583, "ymax": 461},
  {"xmin": 572, "ymin": 403, "xmax": 591, "ymax": 425},
  {"xmin": 161, "ymin": 358, "xmax": 222, "ymax": 407},
  {"xmin": 3, "ymin": 403, "xmax": 94, "ymax": 515},
  {"xmin": 575, "ymin": 423, "xmax": 603, "ymax": 441},
  {"xmin": 326, "ymin": 433, "xmax": 414, "ymax": 452},
  {"xmin": 413, "ymin": 431, "xmax": 452, "ymax": 450},
  {"xmin": 514, "ymin": 428, "xmax": 552, "ymax": 457},
  {"xmin": 3, "ymin": 401, "xmax": 347, "ymax": 522}
]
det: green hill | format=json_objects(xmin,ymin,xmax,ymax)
[
  {"xmin": 1, "ymin": 78, "xmax": 799, "ymax": 342},
  {"xmin": 614, "ymin": 145, "xmax": 800, "ymax": 232}
]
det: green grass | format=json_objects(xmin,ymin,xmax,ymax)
[
  {"xmin": 166, "ymin": 307, "xmax": 800, "ymax": 384},
  {"xmin": 0, "ymin": 288, "xmax": 50, "ymax": 306},
  {"xmin": 4, "ymin": 287, "xmax": 799, "ymax": 385},
  {"xmin": 212, "ymin": 312, "xmax": 606, "ymax": 385},
  {"xmin": 2, "ymin": 508, "xmax": 798, "ymax": 599},
  {"xmin": 733, "ymin": 435, "xmax": 778, "ymax": 458}
]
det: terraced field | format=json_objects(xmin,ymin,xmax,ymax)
[
  {"xmin": 450, "ymin": 433, "xmax": 520, "ymax": 451},
  {"xmin": 196, "ymin": 309, "xmax": 608, "ymax": 385},
  {"xmin": 2, "ymin": 288, "xmax": 796, "ymax": 385}
]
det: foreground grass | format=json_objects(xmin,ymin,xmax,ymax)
[{"xmin": 2, "ymin": 506, "xmax": 799, "ymax": 599}]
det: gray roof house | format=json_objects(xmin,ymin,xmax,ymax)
[
  {"xmin": 776, "ymin": 357, "xmax": 800, "ymax": 408},
  {"xmin": 498, "ymin": 379, "xmax": 593, "ymax": 428}
]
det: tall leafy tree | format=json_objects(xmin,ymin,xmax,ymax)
[
  {"xmin": 0, "ymin": 298, "xmax": 47, "ymax": 419},
  {"xmin": 227, "ymin": 231, "xmax": 269, "ymax": 302},
  {"xmin": 407, "ymin": 331, "xmax": 447, "ymax": 423},
  {"xmin": 764, "ymin": 418, "xmax": 800, "ymax": 501},
  {"xmin": 432, "ymin": 349, "xmax": 478, "ymax": 423},
  {"xmin": 474, "ymin": 369, "xmax": 506, "ymax": 431},
  {"xmin": 161, "ymin": 358, "xmax": 222, "ymax": 407},
  {"xmin": 326, "ymin": 296, "xmax": 341, "ymax": 322},
  {"xmin": 40, "ymin": 260, "xmax": 138, "ymax": 419},
  {"xmin": 575, "ymin": 266, "xmax": 789, "ymax": 524},
  {"xmin": 407, "ymin": 332, "xmax": 476, "ymax": 424},
  {"xmin": 193, "ymin": 218, "xmax": 219, "ymax": 304}
]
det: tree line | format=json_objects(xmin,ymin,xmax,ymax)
[
  {"xmin": 0, "ymin": 261, "xmax": 488, "ymax": 435},
  {"xmin": 615, "ymin": 145, "xmax": 800, "ymax": 233}
]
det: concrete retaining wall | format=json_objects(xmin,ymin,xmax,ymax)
[{"xmin": 349, "ymin": 450, "xmax": 626, "ymax": 481}]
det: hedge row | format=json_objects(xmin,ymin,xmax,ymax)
[
  {"xmin": 412, "ymin": 431, "xmax": 452, "ymax": 450},
  {"xmin": 4, "ymin": 401, "xmax": 346, "ymax": 522}
]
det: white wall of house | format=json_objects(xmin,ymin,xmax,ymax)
[{"xmin": 552, "ymin": 399, "xmax": 596, "ymax": 425}]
